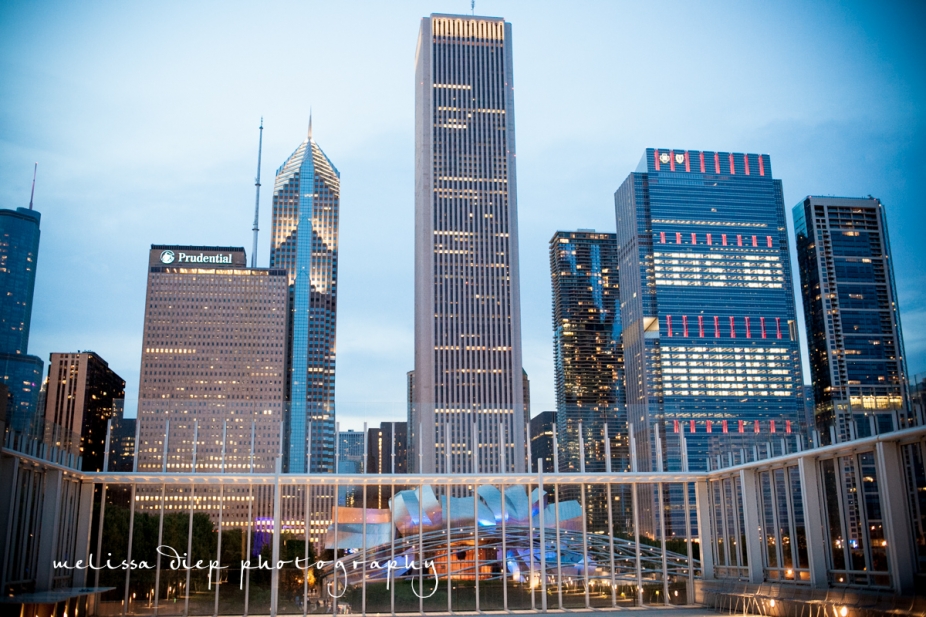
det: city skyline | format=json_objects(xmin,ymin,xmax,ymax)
[{"xmin": 1, "ymin": 1, "xmax": 925, "ymax": 430}]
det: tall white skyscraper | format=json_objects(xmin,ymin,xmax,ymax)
[{"xmin": 412, "ymin": 14, "xmax": 526, "ymax": 473}]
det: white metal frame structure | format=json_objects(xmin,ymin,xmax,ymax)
[{"xmin": 1, "ymin": 424, "xmax": 923, "ymax": 615}]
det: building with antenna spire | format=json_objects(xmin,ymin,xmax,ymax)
[
  {"xmin": 0, "ymin": 174, "xmax": 44, "ymax": 435},
  {"xmin": 270, "ymin": 115, "xmax": 341, "ymax": 474},
  {"xmin": 251, "ymin": 119, "xmax": 263, "ymax": 268}
]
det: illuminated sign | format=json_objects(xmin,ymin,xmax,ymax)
[{"xmin": 159, "ymin": 251, "xmax": 233, "ymax": 265}]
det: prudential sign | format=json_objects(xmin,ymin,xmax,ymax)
[{"xmin": 159, "ymin": 250, "xmax": 233, "ymax": 265}]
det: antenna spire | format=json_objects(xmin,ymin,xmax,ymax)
[
  {"xmin": 471, "ymin": 0, "xmax": 475, "ymax": 15},
  {"xmin": 251, "ymin": 118, "xmax": 263, "ymax": 268},
  {"xmin": 307, "ymin": 109, "xmax": 313, "ymax": 140},
  {"xmin": 28, "ymin": 163, "xmax": 37, "ymax": 210}
]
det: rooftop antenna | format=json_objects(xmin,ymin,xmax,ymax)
[
  {"xmin": 28, "ymin": 163, "xmax": 37, "ymax": 210},
  {"xmin": 251, "ymin": 118, "xmax": 263, "ymax": 268},
  {"xmin": 307, "ymin": 108, "xmax": 312, "ymax": 140},
  {"xmin": 471, "ymin": 0, "xmax": 475, "ymax": 15}
]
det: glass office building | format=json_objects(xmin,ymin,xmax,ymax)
[
  {"xmin": 412, "ymin": 14, "xmax": 526, "ymax": 473},
  {"xmin": 615, "ymin": 149, "xmax": 805, "ymax": 478},
  {"xmin": 794, "ymin": 196, "xmax": 910, "ymax": 442},
  {"xmin": 550, "ymin": 230, "xmax": 627, "ymax": 474},
  {"xmin": 270, "ymin": 123, "xmax": 340, "ymax": 474},
  {"xmin": 0, "ymin": 207, "xmax": 44, "ymax": 434}
]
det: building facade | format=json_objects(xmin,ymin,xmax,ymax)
[
  {"xmin": 42, "ymin": 351, "xmax": 126, "ymax": 471},
  {"xmin": 366, "ymin": 421, "xmax": 408, "ymax": 509},
  {"xmin": 136, "ymin": 246, "xmax": 288, "ymax": 473},
  {"xmin": 528, "ymin": 411, "xmax": 555, "ymax": 473},
  {"xmin": 412, "ymin": 14, "xmax": 526, "ymax": 473},
  {"xmin": 0, "ymin": 207, "xmax": 44, "ymax": 434},
  {"xmin": 794, "ymin": 196, "xmax": 910, "ymax": 442},
  {"xmin": 109, "ymin": 411, "xmax": 136, "ymax": 472},
  {"xmin": 615, "ymin": 149, "xmax": 805, "ymax": 478},
  {"xmin": 550, "ymin": 230, "xmax": 627, "ymax": 473},
  {"xmin": 270, "ymin": 122, "xmax": 340, "ymax": 474}
]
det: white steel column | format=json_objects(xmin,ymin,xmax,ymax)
[
  {"xmin": 797, "ymin": 456, "xmax": 828, "ymax": 588},
  {"xmin": 34, "ymin": 468, "xmax": 63, "ymax": 591},
  {"xmin": 874, "ymin": 441, "xmax": 916, "ymax": 594},
  {"xmin": 738, "ymin": 468, "xmax": 764, "ymax": 583},
  {"xmin": 694, "ymin": 479, "xmax": 714, "ymax": 580},
  {"xmin": 72, "ymin": 481, "xmax": 95, "ymax": 588}
]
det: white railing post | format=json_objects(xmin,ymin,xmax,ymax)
[
  {"xmin": 874, "ymin": 440, "xmax": 916, "ymax": 594},
  {"xmin": 797, "ymin": 455, "xmax": 828, "ymax": 588},
  {"xmin": 738, "ymin": 468, "xmax": 764, "ymax": 583},
  {"xmin": 694, "ymin": 479, "xmax": 714, "ymax": 580}
]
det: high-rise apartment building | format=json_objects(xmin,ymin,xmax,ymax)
[
  {"xmin": 43, "ymin": 351, "xmax": 125, "ymax": 471},
  {"xmin": 366, "ymin": 421, "xmax": 408, "ymax": 509},
  {"xmin": 109, "ymin": 411, "xmax": 136, "ymax": 472},
  {"xmin": 366, "ymin": 421, "xmax": 408, "ymax": 475},
  {"xmin": 136, "ymin": 246, "xmax": 287, "ymax": 473},
  {"xmin": 794, "ymin": 196, "xmax": 910, "ymax": 442},
  {"xmin": 615, "ymin": 149, "xmax": 805, "ymax": 477},
  {"xmin": 270, "ymin": 122, "xmax": 340, "ymax": 474},
  {"xmin": 0, "ymin": 207, "xmax": 44, "ymax": 434},
  {"xmin": 412, "ymin": 14, "xmax": 526, "ymax": 473},
  {"xmin": 528, "ymin": 411, "xmax": 555, "ymax": 473},
  {"xmin": 550, "ymin": 230, "xmax": 627, "ymax": 473}
]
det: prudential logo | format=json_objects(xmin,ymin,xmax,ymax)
[{"xmin": 159, "ymin": 250, "xmax": 176, "ymax": 264}]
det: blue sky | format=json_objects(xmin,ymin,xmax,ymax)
[{"xmin": 1, "ymin": 1, "xmax": 924, "ymax": 430}]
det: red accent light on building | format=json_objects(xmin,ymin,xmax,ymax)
[
  {"xmin": 676, "ymin": 232, "xmax": 682, "ymax": 244},
  {"xmin": 669, "ymin": 150, "xmax": 676, "ymax": 171},
  {"xmin": 760, "ymin": 316, "xmax": 767, "ymax": 339},
  {"xmin": 654, "ymin": 149, "xmax": 660, "ymax": 171},
  {"xmin": 767, "ymin": 235, "xmax": 773, "ymax": 248},
  {"xmin": 722, "ymin": 234, "xmax": 727, "ymax": 246},
  {"xmin": 729, "ymin": 153, "xmax": 735, "ymax": 174},
  {"xmin": 758, "ymin": 155, "xmax": 765, "ymax": 176},
  {"xmin": 738, "ymin": 420, "xmax": 745, "ymax": 433},
  {"xmin": 714, "ymin": 315, "xmax": 720, "ymax": 337},
  {"xmin": 706, "ymin": 420, "xmax": 712, "ymax": 433},
  {"xmin": 698, "ymin": 315, "xmax": 705, "ymax": 337},
  {"xmin": 685, "ymin": 151, "xmax": 691, "ymax": 172},
  {"xmin": 775, "ymin": 317, "xmax": 782, "ymax": 339},
  {"xmin": 666, "ymin": 315, "xmax": 673, "ymax": 337},
  {"xmin": 660, "ymin": 231, "xmax": 666, "ymax": 244},
  {"xmin": 770, "ymin": 420, "xmax": 776, "ymax": 433},
  {"xmin": 714, "ymin": 152, "xmax": 721, "ymax": 174},
  {"xmin": 722, "ymin": 420, "xmax": 728, "ymax": 433},
  {"xmin": 691, "ymin": 232, "xmax": 697, "ymax": 245},
  {"xmin": 744, "ymin": 153, "xmax": 750, "ymax": 175},
  {"xmin": 682, "ymin": 315, "xmax": 689, "ymax": 337},
  {"xmin": 730, "ymin": 316, "xmax": 736, "ymax": 337},
  {"xmin": 786, "ymin": 420, "xmax": 792, "ymax": 434},
  {"xmin": 752, "ymin": 235, "xmax": 758, "ymax": 247},
  {"xmin": 700, "ymin": 151, "xmax": 706, "ymax": 173},
  {"xmin": 745, "ymin": 316, "xmax": 751, "ymax": 338},
  {"xmin": 673, "ymin": 420, "xmax": 680, "ymax": 433},
  {"xmin": 754, "ymin": 420, "xmax": 760, "ymax": 434},
  {"xmin": 737, "ymin": 235, "xmax": 743, "ymax": 247},
  {"xmin": 690, "ymin": 420, "xmax": 696, "ymax": 433},
  {"xmin": 706, "ymin": 233, "xmax": 712, "ymax": 245}
]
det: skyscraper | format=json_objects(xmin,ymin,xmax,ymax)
[
  {"xmin": 412, "ymin": 14, "xmax": 526, "ymax": 473},
  {"xmin": 0, "ymin": 207, "xmax": 44, "ymax": 434},
  {"xmin": 794, "ymin": 196, "xmax": 910, "ymax": 442},
  {"xmin": 270, "ymin": 121, "xmax": 340, "ymax": 474},
  {"xmin": 528, "ymin": 411, "xmax": 555, "ymax": 473},
  {"xmin": 136, "ymin": 245, "xmax": 287, "ymax": 474},
  {"xmin": 615, "ymin": 149, "xmax": 805, "ymax": 477},
  {"xmin": 550, "ymin": 230, "xmax": 627, "ymax": 473},
  {"xmin": 42, "ymin": 351, "xmax": 126, "ymax": 471}
]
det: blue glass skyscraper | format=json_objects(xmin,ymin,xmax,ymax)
[
  {"xmin": 794, "ymin": 196, "xmax": 910, "ymax": 442},
  {"xmin": 270, "ymin": 121, "xmax": 340, "ymax": 473},
  {"xmin": 615, "ymin": 149, "xmax": 805, "ymax": 477},
  {"xmin": 550, "ymin": 230, "xmax": 627, "ymax": 474},
  {"xmin": 0, "ymin": 207, "xmax": 44, "ymax": 434}
]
